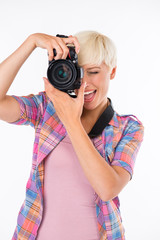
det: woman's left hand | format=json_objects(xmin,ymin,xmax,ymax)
[{"xmin": 43, "ymin": 77, "xmax": 86, "ymax": 129}]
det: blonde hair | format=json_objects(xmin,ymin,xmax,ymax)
[{"xmin": 74, "ymin": 30, "xmax": 117, "ymax": 71}]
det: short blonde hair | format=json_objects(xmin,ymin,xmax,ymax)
[{"xmin": 74, "ymin": 30, "xmax": 117, "ymax": 71}]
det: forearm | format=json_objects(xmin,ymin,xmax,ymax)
[
  {"xmin": 66, "ymin": 121, "xmax": 120, "ymax": 201},
  {"xmin": 0, "ymin": 34, "xmax": 36, "ymax": 101}
]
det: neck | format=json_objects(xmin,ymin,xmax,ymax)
[{"xmin": 81, "ymin": 98, "xmax": 110, "ymax": 122}]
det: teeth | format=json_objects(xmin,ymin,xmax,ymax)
[{"xmin": 84, "ymin": 90, "xmax": 95, "ymax": 95}]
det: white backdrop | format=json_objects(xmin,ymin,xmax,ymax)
[{"xmin": 0, "ymin": 0, "xmax": 160, "ymax": 239}]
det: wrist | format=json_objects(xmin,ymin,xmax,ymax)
[
  {"xmin": 27, "ymin": 34, "xmax": 37, "ymax": 50},
  {"xmin": 65, "ymin": 119, "xmax": 82, "ymax": 134}
]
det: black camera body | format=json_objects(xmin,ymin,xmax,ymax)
[{"xmin": 47, "ymin": 34, "xmax": 84, "ymax": 98}]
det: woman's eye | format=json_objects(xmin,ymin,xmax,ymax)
[{"xmin": 88, "ymin": 72, "xmax": 99, "ymax": 74}]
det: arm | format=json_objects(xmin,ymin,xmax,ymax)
[
  {"xmin": 0, "ymin": 35, "xmax": 36, "ymax": 122},
  {"xmin": 43, "ymin": 77, "xmax": 144, "ymax": 202},
  {"xmin": 66, "ymin": 120, "xmax": 131, "ymax": 202},
  {"xmin": 0, "ymin": 33, "xmax": 80, "ymax": 123},
  {"xmin": 0, "ymin": 35, "xmax": 36, "ymax": 102}
]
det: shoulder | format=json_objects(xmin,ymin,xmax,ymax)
[
  {"xmin": 36, "ymin": 90, "xmax": 57, "ymax": 120},
  {"xmin": 102, "ymin": 111, "xmax": 144, "ymax": 162},
  {"xmin": 116, "ymin": 112, "xmax": 144, "ymax": 132},
  {"xmin": 35, "ymin": 90, "xmax": 51, "ymax": 110},
  {"xmin": 24, "ymin": 91, "xmax": 54, "ymax": 119},
  {"xmin": 113, "ymin": 112, "xmax": 144, "ymax": 144},
  {"xmin": 107, "ymin": 109, "xmax": 144, "ymax": 129},
  {"xmin": 36, "ymin": 90, "xmax": 48, "ymax": 103},
  {"xmin": 103, "ymin": 111, "xmax": 144, "ymax": 141}
]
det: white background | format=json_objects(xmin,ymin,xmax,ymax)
[{"xmin": 0, "ymin": 0, "xmax": 160, "ymax": 239}]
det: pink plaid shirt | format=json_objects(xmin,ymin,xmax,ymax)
[{"xmin": 8, "ymin": 91, "xmax": 144, "ymax": 240}]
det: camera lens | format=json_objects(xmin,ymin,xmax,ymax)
[
  {"xmin": 54, "ymin": 64, "xmax": 72, "ymax": 83},
  {"xmin": 47, "ymin": 59, "xmax": 77, "ymax": 90}
]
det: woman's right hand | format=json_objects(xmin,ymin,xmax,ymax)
[{"xmin": 29, "ymin": 33, "xmax": 80, "ymax": 61}]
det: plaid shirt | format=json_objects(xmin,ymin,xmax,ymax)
[{"xmin": 8, "ymin": 91, "xmax": 144, "ymax": 240}]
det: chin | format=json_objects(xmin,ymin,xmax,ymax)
[{"xmin": 83, "ymin": 102, "xmax": 98, "ymax": 111}]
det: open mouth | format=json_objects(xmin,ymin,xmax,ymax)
[{"xmin": 84, "ymin": 90, "xmax": 97, "ymax": 102}]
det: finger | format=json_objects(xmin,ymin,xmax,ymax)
[
  {"xmin": 43, "ymin": 77, "xmax": 50, "ymax": 85},
  {"xmin": 43, "ymin": 77, "xmax": 48, "ymax": 82},
  {"xmin": 52, "ymin": 43, "xmax": 64, "ymax": 60},
  {"xmin": 43, "ymin": 77, "xmax": 68, "ymax": 98},
  {"xmin": 77, "ymin": 82, "xmax": 87, "ymax": 101},
  {"xmin": 57, "ymin": 38, "xmax": 69, "ymax": 59},
  {"xmin": 47, "ymin": 46, "xmax": 55, "ymax": 61},
  {"xmin": 43, "ymin": 77, "xmax": 55, "ymax": 92},
  {"xmin": 47, "ymin": 37, "xmax": 66, "ymax": 61},
  {"xmin": 43, "ymin": 77, "xmax": 51, "ymax": 93},
  {"xmin": 63, "ymin": 36, "xmax": 80, "ymax": 54}
]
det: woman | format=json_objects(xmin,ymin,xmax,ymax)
[{"xmin": 0, "ymin": 31, "xmax": 144, "ymax": 240}]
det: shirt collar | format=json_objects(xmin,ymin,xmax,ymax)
[{"xmin": 88, "ymin": 97, "xmax": 119, "ymax": 138}]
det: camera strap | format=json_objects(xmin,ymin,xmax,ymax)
[{"xmin": 56, "ymin": 34, "xmax": 69, "ymax": 38}]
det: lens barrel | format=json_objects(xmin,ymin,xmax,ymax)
[
  {"xmin": 47, "ymin": 59, "xmax": 77, "ymax": 90},
  {"xmin": 47, "ymin": 44, "xmax": 83, "ymax": 97}
]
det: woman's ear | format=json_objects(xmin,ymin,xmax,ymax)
[{"xmin": 110, "ymin": 66, "xmax": 117, "ymax": 79}]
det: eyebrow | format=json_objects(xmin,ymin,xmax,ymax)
[{"xmin": 86, "ymin": 67, "xmax": 101, "ymax": 70}]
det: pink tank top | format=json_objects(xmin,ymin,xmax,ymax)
[{"xmin": 36, "ymin": 134, "xmax": 100, "ymax": 240}]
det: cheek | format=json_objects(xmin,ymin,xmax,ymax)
[
  {"xmin": 98, "ymin": 83, "xmax": 110, "ymax": 100},
  {"xmin": 99, "ymin": 79, "xmax": 109, "ymax": 91},
  {"xmin": 93, "ymin": 73, "xmax": 110, "ymax": 91}
]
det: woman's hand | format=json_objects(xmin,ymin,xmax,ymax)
[
  {"xmin": 43, "ymin": 77, "xmax": 86, "ymax": 129},
  {"xmin": 29, "ymin": 33, "xmax": 80, "ymax": 61}
]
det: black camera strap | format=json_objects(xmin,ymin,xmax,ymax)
[{"xmin": 56, "ymin": 34, "xmax": 69, "ymax": 38}]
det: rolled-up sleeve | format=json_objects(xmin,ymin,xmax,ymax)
[
  {"xmin": 8, "ymin": 91, "xmax": 46, "ymax": 128},
  {"xmin": 111, "ymin": 120, "xmax": 144, "ymax": 179}
]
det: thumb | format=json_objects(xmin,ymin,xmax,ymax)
[
  {"xmin": 43, "ymin": 77, "xmax": 54, "ymax": 88},
  {"xmin": 43, "ymin": 77, "xmax": 49, "ymax": 84},
  {"xmin": 77, "ymin": 82, "xmax": 87, "ymax": 100}
]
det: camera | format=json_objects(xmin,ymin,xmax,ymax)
[{"xmin": 47, "ymin": 34, "xmax": 84, "ymax": 98}]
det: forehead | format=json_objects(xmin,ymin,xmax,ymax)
[{"xmin": 83, "ymin": 64, "xmax": 101, "ymax": 70}]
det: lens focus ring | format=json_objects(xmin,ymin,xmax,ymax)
[{"xmin": 47, "ymin": 59, "xmax": 77, "ymax": 90}]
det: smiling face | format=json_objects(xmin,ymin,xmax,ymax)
[{"xmin": 80, "ymin": 62, "xmax": 116, "ymax": 118}]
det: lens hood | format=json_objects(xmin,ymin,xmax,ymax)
[{"xmin": 47, "ymin": 59, "xmax": 77, "ymax": 90}]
